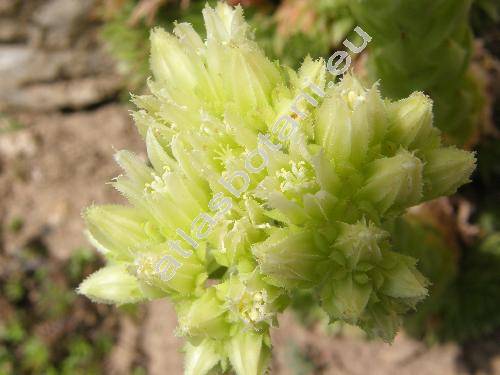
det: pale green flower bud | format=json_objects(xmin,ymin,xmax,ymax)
[
  {"xmin": 77, "ymin": 265, "xmax": 145, "ymax": 305},
  {"xmin": 202, "ymin": 5, "xmax": 280, "ymax": 114},
  {"xmin": 295, "ymin": 56, "xmax": 326, "ymax": 92},
  {"xmin": 388, "ymin": 92, "xmax": 441, "ymax": 150},
  {"xmin": 315, "ymin": 94, "xmax": 354, "ymax": 166},
  {"xmin": 252, "ymin": 228, "xmax": 330, "ymax": 289},
  {"xmin": 227, "ymin": 330, "xmax": 271, "ymax": 375},
  {"xmin": 150, "ymin": 28, "xmax": 198, "ymax": 90},
  {"xmin": 357, "ymin": 150, "xmax": 423, "ymax": 216},
  {"xmin": 315, "ymin": 77, "xmax": 390, "ymax": 170},
  {"xmin": 84, "ymin": 205, "xmax": 151, "ymax": 261},
  {"xmin": 332, "ymin": 220, "xmax": 388, "ymax": 268},
  {"xmin": 203, "ymin": 3, "xmax": 249, "ymax": 44},
  {"xmin": 177, "ymin": 288, "xmax": 230, "ymax": 339},
  {"xmin": 422, "ymin": 147, "xmax": 476, "ymax": 200},
  {"xmin": 114, "ymin": 149, "xmax": 154, "ymax": 188}
]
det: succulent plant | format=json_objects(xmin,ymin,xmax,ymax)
[
  {"xmin": 79, "ymin": 3, "xmax": 475, "ymax": 374},
  {"xmin": 348, "ymin": 0, "xmax": 486, "ymax": 146}
]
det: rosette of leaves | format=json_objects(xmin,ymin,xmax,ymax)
[
  {"xmin": 79, "ymin": 3, "xmax": 475, "ymax": 374},
  {"xmin": 348, "ymin": 0, "xmax": 486, "ymax": 146}
]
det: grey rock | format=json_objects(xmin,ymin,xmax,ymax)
[
  {"xmin": 33, "ymin": 0, "xmax": 93, "ymax": 29},
  {"xmin": 0, "ymin": 0, "xmax": 120, "ymax": 112},
  {"xmin": 33, "ymin": 0, "xmax": 95, "ymax": 49},
  {"xmin": 0, "ymin": 76, "xmax": 123, "ymax": 111}
]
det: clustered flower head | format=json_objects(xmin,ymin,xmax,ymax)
[{"xmin": 78, "ymin": 3, "xmax": 476, "ymax": 374}]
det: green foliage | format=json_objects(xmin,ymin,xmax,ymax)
[
  {"xmin": 7, "ymin": 217, "xmax": 24, "ymax": 233},
  {"xmin": 0, "ymin": 244, "xmax": 117, "ymax": 374},
  {"xmin": 471, "ymin": 0, "xmax": 500, "ymax": 32},
  {"xmin": 0, "ymin": 318, "xmax": 26, "ymax": 344},
  {"xmin": 429, "ymin": 241, "xmax": 500, "ymax": 342},
  {"xmin": 21, "ymin": 337, "xmax": 50, "ymax": 372},
  {"xmin": 348, "ymin": 0, "xmax": 484, "ymax": 145},
  {"xmin": 0, "ymin": 113, "xmax": 24, "ymax": 134}
]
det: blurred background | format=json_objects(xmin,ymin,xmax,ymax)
[{"xmin": 0, "ymin": 0, "xmax": 499, "ymax": 374}]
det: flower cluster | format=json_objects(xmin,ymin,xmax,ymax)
[{"xmin": 79, "ymin": 3, "xmax": 475, "ymax": 374}]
